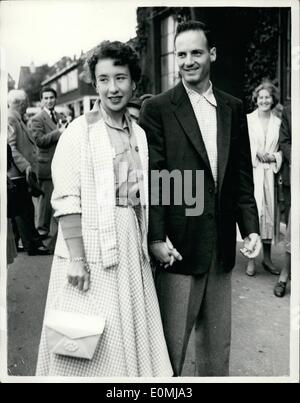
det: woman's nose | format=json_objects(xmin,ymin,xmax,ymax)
[{"xmin": 108, "ymin": 79, "xmax": 118, "ymax": 93}]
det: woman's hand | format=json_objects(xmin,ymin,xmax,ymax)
[{"xmin": 67, "ymin": 260, "xmax": 90, "ymax": 292}]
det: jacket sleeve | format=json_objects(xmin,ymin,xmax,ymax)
[
  {"xmin": 7, "ymin": 116, "xmax": 30, "ymax": 173},
  {"xmin": 139, "ymin": 99, "xmax": 167, "ymax": 242},
  {"xmin": 279, "ymin": 108, "xmax": 291, "ymax": 165},
  {"xmin": 31, "ymin": 116, "xmax": 61, "ymax": 149},
  {"xmin": 51, "ymin": 119, "xmax": 82, "ymax": 218},
  {"xmin": 236, "ymin": 101, "xmax": 260, "ymax": 238}
]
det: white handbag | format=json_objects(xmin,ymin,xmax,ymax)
[{"xmin": 45, "ymin": 289, "xmax": 106, "ymax": 360}]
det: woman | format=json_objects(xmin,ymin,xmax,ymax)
[
  {"xmin": 245, "ymin": 81, "xmax": 282, "ymax": 276},
  {"xmin": 36, "ymin": 41, "xmax": 173, "ymax": 377}
]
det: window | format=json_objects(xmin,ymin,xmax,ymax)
[
  {"xmin": 160, "ymin": 16, "xmax": 179, "ymax": 92},
  {"xmin": 60, "ymin": 69, "xmax": 78, "ymax": 94}
]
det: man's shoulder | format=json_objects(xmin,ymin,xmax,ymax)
[
  {"xmin": 32, "ymin": 110, "xmax": 45, "ymax": 121},
  {"xmin": 144, "ymin": 85, "xmax": 178, "ymax": 107},
  {"xmin": 213, "ymin": 87, "xmax": 243, "ymax": 107}
]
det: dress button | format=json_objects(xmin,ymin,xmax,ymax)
[
  {"xmin": 135, "ymin": 146, "xmax": 139, "ymax": 152},
  {"xmin": 209, "ymin": 187, "xmax": 214, "ymax": 193},
  {"xmin": 208, "ymin": 213, "xmax": 214, "ymax": 219}
]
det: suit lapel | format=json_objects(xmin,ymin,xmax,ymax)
[
  {"xmin": 214, "ymin": 89, "xmax": 232, "ymax": 194},
  {"xmin": 171, "ymin": 82, "xmax": 212, "ymax": 175},
  {"xmin": 42, "ymin": 109, "xmax": 57, "ymax": 130}
]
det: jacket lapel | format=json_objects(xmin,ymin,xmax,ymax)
[
  {"xmin": 171, "ymin": 82, "xmax": 213, "ymax": 178},
  {"xmin": 214, "ymin": 89, "xmax": 232, "ymax": 194},
  {"xmin": 42, "ymin": 109, "xmax": 57, "ymax": 130}
]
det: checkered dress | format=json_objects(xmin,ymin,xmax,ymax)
[{"xmin": 35, "ymin": 114, "xmax": 173, "ymax": 377}]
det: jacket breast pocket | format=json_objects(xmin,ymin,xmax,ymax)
[{"xmin": 82, "ymin": 228, "xmax": 102, "ymax": 264}]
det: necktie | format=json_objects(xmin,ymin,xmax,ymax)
[{"xmin": 50, "ymin": 110, "xmax": 57, "ymax": 124}]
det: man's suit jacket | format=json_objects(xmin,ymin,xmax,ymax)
[
  {"xmin": 7, "ymin": 109, "xmax": 37, "ymax": 174},
  {"xmin": 279, "ymin": 105, "xmax": 291, "ymax": 187},
  {"xmin": 139, "ymin": 81, "xmax": 259, "ymax": 275},
  {"xmin": 31, "ymin": 109, "xmax": 62, "ymax": 179}
]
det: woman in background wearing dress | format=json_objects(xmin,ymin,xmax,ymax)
[
  {"xmin": 245, "ymin": 81, "xmax": 282, "ymax": 277},
  {"xmin": 36, "ymin": 41, "xmax": 173, "ymax": 377}
]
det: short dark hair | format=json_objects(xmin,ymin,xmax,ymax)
[
  {"xmin": 252, "ymin": 80, "xmax": 279, "ymax": 109},
  {"xmin": 174, "ymin": 20, "xmax": 215, "ymax": 50},
  {"xmin": 40, "ymin": 86, "xmax": 57, "ymax": 100},
  {"xmin": 86, "ymin": 41, "xmax": 141, "ymax": 87}
]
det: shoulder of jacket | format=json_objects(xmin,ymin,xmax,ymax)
[{"xmin": 214, "ymin": 88, "xmax": 243, "ymax": 106}]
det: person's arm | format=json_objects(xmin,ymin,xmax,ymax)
[
  {"xmin": 236, "ymin": 100, "xmax": 260, "ymax": 239},
  {"xmin": 51, "ymin": 119, "xmax": 89, "ymax": 291},
  {"xmin": 31, "ymin": 116, "xmax": 62, "ymax": 149},
  {"xmin": 139, "ymin": 99, "xmax": 167, "ymax": 243},
  {"xmin": 279, "ymin": 108, "xmax": 291, "ymax": 165},
  {"xmin": 7, "ymin": 116, "xmax": 31, "ymax": 173},
  {"xmin": 60, "ymin": 214, "xmax": 90, "ymax": 292}
]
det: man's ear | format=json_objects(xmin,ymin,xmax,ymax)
[
  {"xmin": 132, "ymin": 82, "xmax": 137, "ymax": 91},
  {"xmin": 210, "ymin": 47, "xmax": 217, "ymax": 63}
]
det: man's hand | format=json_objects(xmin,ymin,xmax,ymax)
[
  {"xmin": 150, "ymin": 238, "xmax": 183, "ymax": 269},
  {"xmin": 67, "ymin": 260, "xmax": 90, "ymax": 292},
  {"xmin": 257, "ymin": 152, "xmax": 268, "ymax": 163},
  {"xmin": 58, "ymin": 122, "xmax": 68, "ymax": 134},
  {"xmin": 241, "ymin": 233, "xmax": 261, "ymax": 259}
]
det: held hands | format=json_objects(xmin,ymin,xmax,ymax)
[
  {"xmin": 67, "ymin": 259, "xmax": 90, "ymax": 292},
  {"xmin": 240, "ymin": 233, "xmax": 261, "ymax": 259},
  {"xmin": 257, "ymin": 152, "xmax": 275, "ymax": 163},
  {"xmin": 150, "ymin": 237, "xmax": 183, "ymax": 269}
]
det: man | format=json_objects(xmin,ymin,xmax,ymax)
[
  {"xmin": 274, "ymin": 105, "xmax": 291, "ymax": 297},
  {"xmin": 139, "ymin": 21, "xmax": 261, "ymax": 376},
  {"xmin": 7, "ymin": 89, "xmax": 50, "ymax": 255},
  {"xmin": 31, "ymin": 87, "xmax": 67, "ymax": 244}
]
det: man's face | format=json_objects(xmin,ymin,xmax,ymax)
[
  {"xmin": 95, "ymin": 59, "xmax": 134, "ymax": 116},
  {"xmin": 175, "ymin": 30, "xmax": 216, "ymax": 87},
  {"xmin": 42, "ymin": 91, "xmax": 56, "ymax": 110}
]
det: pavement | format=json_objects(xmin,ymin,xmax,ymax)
[{"xmin": 6, "ymin": 240, "xmax": 290, "ymax": 378}]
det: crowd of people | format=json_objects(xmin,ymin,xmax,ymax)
[{"xmin": 7, "ymin": 20, "xmax": 292, "ymax": 377}]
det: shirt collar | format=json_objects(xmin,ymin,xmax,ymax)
[
  {"xmin": 43, "ymin": 106, "xmax": 55, "ymax": 117},
  {"xmin": 100, "ymin": 103, "xmax": 131, "ymax": 133},
  {"xmin": 183, "ymin": 80, "xmax": 217, "ymax": 107}
]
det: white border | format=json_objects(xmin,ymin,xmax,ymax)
[{"xmin": 0, "ymin": 0, "xmax": 299, "ymax": 384}]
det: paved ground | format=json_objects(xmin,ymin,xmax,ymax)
[{"xmin": 6, "ymin": 241, "xmax": 290, "ymax": 378}]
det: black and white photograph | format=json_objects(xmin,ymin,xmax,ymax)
[{"xmin": 0, "ymin": 0, "xmax": 299, "ymax": 384}]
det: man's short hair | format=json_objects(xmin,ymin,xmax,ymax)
[
  {"xmin": 252, "ymin": 80, "xmax": 279, "ymax": 109},
  {"xmin": 174, "ymin": 20, "xmax": 215, "ymax": 50},
  {"xmin": 86, "ymin": 40, "xmax": 141, "ymax": 87},
  {"xmin": 40, "ymin": 87, "xmax": 57, "ymax": 100}
]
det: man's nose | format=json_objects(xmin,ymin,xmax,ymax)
[{"xmin": 185, "ymin": 54, "xmax": 194, "ymax": 66}]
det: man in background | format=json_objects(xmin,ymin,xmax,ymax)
[
  {"xmin": 7, "ymin": 89, "xmax": 50, "ymax": 255},
  {"xmin": 31, "ymin": 87, "xmax": 67, "ymax": 248}
]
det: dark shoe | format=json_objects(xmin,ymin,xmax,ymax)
[
  {"xmin": 27, "ymin": 245, "xmax": 52, "ymax": 256},
  {"xmin": 38, "ymin": 232, "xmax": 49, "ymax": 241},
  {"xmin": 262, "ymin": 262, "xmax": 280, "ymax": 275},
  {"xmin": 274, "ymin": 281, "xmax": 287, "ymax": 297}
]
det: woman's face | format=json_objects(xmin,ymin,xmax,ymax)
[
  {"xmin": 94, "ymin": 58, "xmax": 135, "ymax": 116},
  {"xmin": 257, "ymin": 89, "xmax": 273, "ymax": 112}
]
